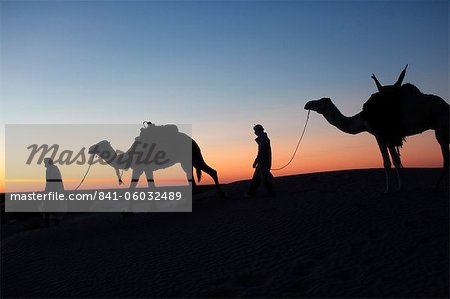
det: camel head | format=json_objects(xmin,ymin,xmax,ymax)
[
  {"xmin": 371, "ymin": 64, "xmax": 408, "ymax": 92},
  {"xmin": 304, "ymin": 97, "xmax": 334, "ymax": 114},
  {"xmin": 88, "ymin": 140, "xmax": 116, "ymax": 162}
]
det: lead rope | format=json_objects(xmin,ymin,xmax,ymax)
[
  {"xmin": 74, "ymin": 154, "xmax": 95, "ymax": 191},
  {"xmin": 73, "ymin": 114, "xmax": 309, "ymax": 189},
  {"xmin": 271, "ymin": 109, "xmax": 311, "ymax": 171}
]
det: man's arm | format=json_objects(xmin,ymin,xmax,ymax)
[
  {"xmin": 253, "ymin": 144, "xmax": 261, "ymax": 168},
  {"xmin": 253, "ymin": 157, "xmax": 258, "ymax": 168}
]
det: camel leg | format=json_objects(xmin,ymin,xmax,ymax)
[
  {"xmin": 198, "ymin": 161, "xmax": 225, "ymax": 198},
  {"xmin": 388, "ymin": 146, "xmax": 402, "ymax": 191},
  {"xmin": 191, "ymin": 168, "xmax": 197, "ymax": 190},
  {"xmin": 129, "ymin": 168, "xmax": 144, "ymax": 189},
  {"xmin": 376, "ymin": 137, "xmax": 391, "ymax": 193},
  {"xmin": 179, "ymin": 162, "xmax": 196, "ymax": 191},
  {"xmin": 434, "ymin": 132, "xmax": 449, "ymax": 190},
  {"xmin": 436, "ymin": 142, "xmax": 449, "ymax": 190},
  {"xmin": 180, "ymin": 163, "xmax": 193, "ymax": 185},
  {"xmin": 144, "ymin": 169, "xmax": 155, "ymax": 188},
  {"xmin": 191, "ymin": 169, "xmax": 197, "ymax": 187},
  {"xmin": 122, "ymin": 168, "xmax": 143, "ymax": 214}
]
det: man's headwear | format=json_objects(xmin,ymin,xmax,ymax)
[{"xmin": 253, "ymin": 124, "xmax": 264, "ymax": 133}]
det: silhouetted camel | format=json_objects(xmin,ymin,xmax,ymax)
[
  {"xmin": 88, "ymin": 132, "xmax": 224, "ymax": 197},
  {"xmin": 305, "ymin": 66, "xmax": 449, "ymax": 192}
]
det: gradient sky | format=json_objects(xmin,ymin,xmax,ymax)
[{"xmin": 1, "ymin": 0, "xmax": 448, "ymax": 191}]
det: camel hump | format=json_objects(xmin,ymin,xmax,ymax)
[
  {"xmin": 139, "ymin": 124, "xmax": 179, "ymax": 140},
  {"xmin": 363, "ymin": 91, "xmax": 405, "ymax": 147}
]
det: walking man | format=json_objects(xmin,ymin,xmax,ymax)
[
  {"xmin": 248, "ymin": 124, "xmax": 275, "ymax": 197},
  {"xmin": 42, "ymin": 158, "xmax": 65, "ymax": 226}
]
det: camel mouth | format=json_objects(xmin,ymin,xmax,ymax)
[
  {"xmin": 88, "ymin": 140, "xmax": 109, "ymax": 155},
  {"xmin": 304, "ymin": 101, "xmax": 315, "ymax": 110},
  {"xmin": 88, "ymin": 144, "xmax": 99, "ymax": 155}
]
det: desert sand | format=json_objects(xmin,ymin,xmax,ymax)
[{"xmin": 1, "ymin": 168, "xmax": 448, "ymax": 298}]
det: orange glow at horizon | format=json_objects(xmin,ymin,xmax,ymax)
[
  {"xmin": 194, "ymin": 128, "xmax": 444, "ymax": 186},
  {"xmin": 1, "ymin": 129, "xmax": 444, "ymax": 193}
]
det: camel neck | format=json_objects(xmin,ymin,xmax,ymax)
[{"xmin": 322, "ymin": 103, "xmax": 367, "ymax": 135}]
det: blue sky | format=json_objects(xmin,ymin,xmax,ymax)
[{"xmin": 1, "ymin": 0, "xmax": 449, "ymax": 186}]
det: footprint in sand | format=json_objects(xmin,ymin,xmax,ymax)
[
  {"xmin": 401, "ymin": 244, "xmax": 419, "ymax": 257},
  {"xmin": 277, "ymin": 277, "xmax": 314, "ymax": 295},
  {"xmin": 291, "ymin": 261, "xmax": 314, "ymax": 277},
  {"xmin": 361, "ymin": 256, "xmax": 377, "ymax": 267},
  {"xmin": 231, "ymin": 272, "xmax": 270, "ymax": 288},
  {"xmin": 367, "ymin": 230, "xmax": 380, "ymax": 240},
  {"xmin": 419, "ymin": 234, "xmax": 442, "ymax": 245},
  {"xmin": 331, "ymin": 268, "xmax": 357, "ymax": 281},
  {"xmin": 350, "ymin": 241, "xmax": 365, "ymax": 255},
  {"xmin": 403, "ymin": 220, "xmax": 420, "ymax": 229},
  {"xmin": 418, "ymin": 210, "xmax": 432, "ymax": 220},
  {"xmin": 205, "ymin": 286, "xmax": 241, "ymax": 298},
  {"xmin": 311, "ymin": 250, "xmax": 328, "ymax": 261}
]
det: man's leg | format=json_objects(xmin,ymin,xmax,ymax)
[
  {"xmin": 42, "ymin": 212, "xmax": 49, "ymax": 227},
  {"xmin": 248, "ymin": 168, "xmax": 261, "ymax": 196},
  {"xmin": 262, "ymin": 170, "xmax": 275, "ymax": 196}
]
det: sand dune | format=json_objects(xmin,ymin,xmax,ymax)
[{"xmin": 1, "ymin": 168, "xmax": 448, "ymax": 298}]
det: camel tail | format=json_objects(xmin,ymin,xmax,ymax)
[
  {"xmin": 192, "ymin": 139, "xmax": 204, "ymax": 182},
  {"xmin": 396, "ymin": 145, "xmax": 404, "ymax": 168},
  {"xmin": 196, "ymin": 167, "xmax": 202, "ymax": 182}
]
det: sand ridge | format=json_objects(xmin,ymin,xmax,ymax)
[{"xmin": 1, "ymin": 168, "xmax": 448, "ymax": 298}]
